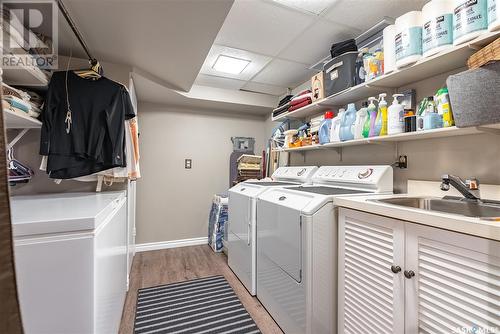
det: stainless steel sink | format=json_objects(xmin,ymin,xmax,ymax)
[{"xmin": 371, "ymin": 197, "xmax": 500, "ymax": 219}]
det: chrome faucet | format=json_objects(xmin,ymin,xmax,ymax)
[{"xmin": 440, "ymin": 174, "xmax": 481, "ymax": 201}]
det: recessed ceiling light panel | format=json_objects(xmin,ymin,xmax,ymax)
[{"xmin": 212, "ymin": 55, "xmax": 251, "ymax": 74}]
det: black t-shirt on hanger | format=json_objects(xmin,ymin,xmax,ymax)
[{"xmin": 40, "ymin": 71, "xmax": 135, "ymax": 179}]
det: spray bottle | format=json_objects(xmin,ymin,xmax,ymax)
[
  {"xmin": 388, "ymin": 94, "xmax": 405, "ymax": 135},
  {"xmin": 367, "ymin": 97, "xmax": 379, "ymax": 137},
  {"xmin": 375, "ymin": 93, "xmax": 388, "ymax": 136}
]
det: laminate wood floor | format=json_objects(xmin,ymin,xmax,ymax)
[{"xmin": 119, "ymin": 245, "xmax": 283, "ymax": 334}]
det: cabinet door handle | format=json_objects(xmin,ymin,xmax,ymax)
[
  {"xmin": 391, "ymin": 265, "xmax": 401, "ymax": 274},
  {"xmin": 404, "ymin": 270, "xmax": 415, "ymax": 279}
]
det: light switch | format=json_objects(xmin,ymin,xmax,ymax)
[{"xmin": 185, "ymin": 159, "xmax": 192, "ymax": 169}]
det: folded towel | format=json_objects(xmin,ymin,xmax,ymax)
[
  {"xmin": 294, "ymin": 89, "xmax": 312, "ymax": 97},
  {"xmin": 273, "ymin": 102, "xmax": 290, "ymax": 113},
  {"xmin": 273, "ymin": 107, "xmax": 290, "ymax": 118},
  {"xmin": 290, "ymin": 96, "xmax": 312, "ymax": 106},
  {"xmin": 278, "ymin": 94, "xmax": 293, "ymax": 107},
  {"xmin": 288, "ymin": 99, "xmax": 312, "ymax": 112},
  {"xmin": 4, "ymin": 96, "xmax": 31, "ymax": 112}
]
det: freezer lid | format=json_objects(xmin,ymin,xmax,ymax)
[{"xmin": 10, "ymin": 192, "xmax": 125, "ymax": 237}]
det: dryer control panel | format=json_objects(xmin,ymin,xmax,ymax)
[
  {"xmin": 312, "ymin": 166, "xmax": 393, "ymax": 192},
  {"xmin": 272, "ymin": 166, "xmax": 318, "ymax": 183}
]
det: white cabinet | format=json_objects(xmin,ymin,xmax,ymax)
[
  {"xmin": 339, "ymin": 208, "xmax": 500, "ymax": 334},
  {"xmin": 338, "ymin": 208, "xmax": 405, "ymax": 334},
  {"xmin": 11, "ymin": 192, "xmax": 128, "ymax": 334}
]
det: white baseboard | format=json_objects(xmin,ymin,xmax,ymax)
[{"xmin": 136, "ymin": 237, "xmax": 208, "ymax": 252}]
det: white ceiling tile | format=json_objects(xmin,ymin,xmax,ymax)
[
  {"xmin": 252, "ymin": 59, "xmax": 316, "ymax": 87},
  {"xmin": 242, "ymin": 82, "xmax": 288, "ymax": 96},
  {"xmin": 199, "ymin": 45, "xmax": 272, "ymax": 81},
  {"xmin": 279, "ymin": 19, "xmax": 359, "ymax": 65},
  {"xmin": 215, "ymin": 0, "xmax": 315, "ymax": 56},
  {"xmin": 324, "ymin": 0, "xmax": 427, "ymax": 32},
  {"xmin": 194, "ymin": 74, "xmax": 247, "ymax": 90}
]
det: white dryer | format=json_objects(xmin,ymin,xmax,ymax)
[
  {"xmin": 228, "ymin": 166, "xmax": 318, "ymax": 296},
  {"xmin": 256, "ymin": 165, "xmax": 393, "ymax": 334}
]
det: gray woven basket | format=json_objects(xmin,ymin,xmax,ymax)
[{"xmin": 446, "ymin": 62, "xmax": 500, "ymax": 128}]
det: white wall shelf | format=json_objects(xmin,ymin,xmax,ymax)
[
  {"xmin": 273, "ymin": 31, "xmax": 500, "ymax": 122},
  {"xmin": 2, "ymin": 67, "xmax": 49, "ymax": 87},
  {"xmin": 4, "ymin": 108, "xmax": 42, "ymax": 129},
  {"xmin": 274, "ymin": 124, "xmax": 500, "ymax": 153}
]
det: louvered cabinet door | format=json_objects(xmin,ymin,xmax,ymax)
[
  {"xmin": 338, "ymin": 208, "xmax": 405, "ymax": 334},
  {"xmin": 405, "ymin": 224, "xmax": 500, "ymax": 334}
]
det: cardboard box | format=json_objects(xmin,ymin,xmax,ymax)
[{"xmin": 311, "ymin": 72, "xmax": 325, "ymax": 102}]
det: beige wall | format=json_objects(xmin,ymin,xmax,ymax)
[
  {"xmin": 8, "ymin": 58, "xmax": 133, "ymax": 196},
  {"xmin": 267, "ymin": 69, "xmax": 500, "ymax": 193},
  {"xmin": 135, "ymin": 103, "xmax": 267, "ymax": 244}
]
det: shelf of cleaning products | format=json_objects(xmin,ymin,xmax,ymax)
[
  {"xmin": 274, "ymin": 124, "xmax": 500, "ymax": 153},
  {"xmin": 273, "ymin": 30, "xmax": 500, "ymax": 122},
  {"xmin": 4, "ymin": 108, "xmax": 42, "ymax": 129}
]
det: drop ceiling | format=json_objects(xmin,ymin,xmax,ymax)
[
  {"xmin": 56, "ymin": 0, "xmax": 428, "ymax": 114},
  {"xmin": 196, "ymin": 0, "xmax": 428, "ymax": 96}
]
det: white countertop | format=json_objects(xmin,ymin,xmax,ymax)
[
  {"xmin": 334, "ymin": 194, "xmax": 500, "ymax": 242},
  {"xmin": 10, "ymin": 191, "xmax": 126, "ymax": 237}
]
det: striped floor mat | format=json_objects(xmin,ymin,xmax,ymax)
[{"xmin": 134, "ymin": 275, "xmax": 261, "ymax": 334}]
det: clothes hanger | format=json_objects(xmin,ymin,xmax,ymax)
[{"xmin": 73, "ymin": 58, "xmax": 103, "ymax": 80}]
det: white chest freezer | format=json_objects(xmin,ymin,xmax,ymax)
[{"xmin": 10, "ymin": 191, "xmax": 128, "ymax": 334}]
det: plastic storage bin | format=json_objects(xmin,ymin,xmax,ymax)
[
  {"xmin": 446, "ymin": 62, "xmax": 500, "ymax": 127},
  {"xmin": 323, "ymin": 51, "xmax": 358, "ymax": 97},
  {"xmin": 231, "ymin": 136, "xmax": 255, "ymax": 152}
]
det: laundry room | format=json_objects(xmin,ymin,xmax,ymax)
[{"xmin": 1, "ymin": 0, "xmax": 499, "ymax": 333}]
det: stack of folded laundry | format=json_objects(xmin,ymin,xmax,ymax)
[
  {"xmin": 2, "ymin": 83, "xmax": 43, "ymax": 118},
  {"xmin": 272, "ymin": 94, "xmax": 293, "ymax": 118},
  {"xmin": 288, "ymin": 90, "xmax": 312, "ymax": 112}
]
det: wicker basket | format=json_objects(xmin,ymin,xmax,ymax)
[{"xmin": 467, "ymin": 37, "xmax": 500, "ymax": 69}]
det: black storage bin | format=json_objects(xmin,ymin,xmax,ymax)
[
  {"xmin": 323, "ymin": 51, "xmax": 358, "ymax": 97},
  {"xmin": 446, "ymin": 62, "xmax": 500, "ymax": 128}
]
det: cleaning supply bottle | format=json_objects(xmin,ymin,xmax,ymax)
[
  {"xmin": 436, "ymin": 87, "xmax": 454, "ymax": 127},
  {"xmin": 423, "ymin": 96, "xmax": 443, "ymax": 130},
  {"xmin": 340, "ymin": 103, "xmax": 357, "ymax": 141},
  {"xmin": 330, "ymin": 108, "xmax": 344, "ymax": 143},
  {"xmin": 367, "ymin": 97, "xmax": 379, "ymax": 137},
  {"xmin": 318, "ymin": 111, "xmax": 334, "ymax": 144},
  {"xmin": 388, "ymin": 94, "xmax": 405, "ymax": 135},
  {"xmin": 354, "ymin": 102, "xmax": 369, "ymax": 139},
  {"xmin": 375, "ymin": 93, "xmax": 388, "ymax": 136}
]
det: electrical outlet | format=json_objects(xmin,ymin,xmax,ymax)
[
  {"xmin": 397, "ymin": 155, "xmax": 408, "ymax": 169},
  {"xmin": 185, "ymin": 159, "xmax": 192, "ymax": 169}
]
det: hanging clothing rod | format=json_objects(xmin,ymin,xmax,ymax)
[{"xmin": 56, "ymin": 0, "xmax": 96, "ymax": 64}]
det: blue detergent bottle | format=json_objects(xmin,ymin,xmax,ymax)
[
  {"xmin": 340, "ymin": 103, "xmax": 357, "ymax": 141},
  {"xmin": 318, "ymin": 111, "xmax": 334, "ymax": 144}
]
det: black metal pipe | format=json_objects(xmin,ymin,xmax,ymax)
[{"xmin": 56, "ymin": 0, "xmax": 95, "ymax": 63}]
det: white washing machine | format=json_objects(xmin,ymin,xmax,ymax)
[
  {"xmin": 228, "ymin": 166, "xmax": 318, "ymax": 296},
  {"xmin": 256, "ymin": 165, "xmax": 393, "ymax": 334}
]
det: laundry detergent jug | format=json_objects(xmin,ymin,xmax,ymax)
[
  {"xmin": 340, "ymin": 103, "xmax": 357, "ymax": 141},
  {"xmin": 318, "ymin": 111, "xmax": 334, "ymax": 144}
]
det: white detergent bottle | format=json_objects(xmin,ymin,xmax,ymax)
[
  {"xmin": 330, "ymin": 109, "xmax": 344, "ymax": 143},
  {"xmin": 353, "ymin": 102, "xmax": 368, "ymax": 139},
  {"xmin": 388, "ymin": 94, "xmax": 405, "ymax": 135}
]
